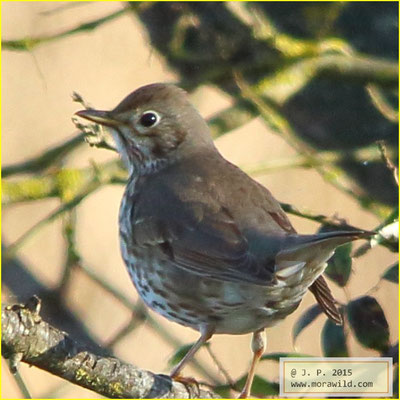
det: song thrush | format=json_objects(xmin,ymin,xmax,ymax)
[{"xmin": 76, "ymin": 83, "xmax": 372, "ymax": 398}]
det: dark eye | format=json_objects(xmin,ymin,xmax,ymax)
[{"xmin": 139, "ymin": 111, "xmax": 160, "ymax": 127}]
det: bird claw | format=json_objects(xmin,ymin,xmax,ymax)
[
  {"xmin": 237, "ymin": 389, "xmax": 249, "ymax": 398},
  {"xmin": 172, "ymin": 375, "xmax": 201, "ymax": 397},
  {"xmin": 172, "ymin": 374, "xmax": 198, "ymax": 385}
]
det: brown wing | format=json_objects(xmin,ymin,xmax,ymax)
[
  {"xmin": 269, "ymin": 211, "xmax": 296, "ymax": 234},
  {"xmin": 130, "ymin": 197, "xmax": 277, "ymax": 285}
]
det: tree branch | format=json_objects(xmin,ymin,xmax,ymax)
[
  {"xmin": 1, "ymin": 133, "xmax": 85, "ymax": 178},
  {"xmin": 2, "ymin": 297, "xmax": 219, "ymax": 399}
]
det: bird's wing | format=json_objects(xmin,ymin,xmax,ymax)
[{"xmin": 130, "ymin": 198, "xmax": 277, "ymax": 286}]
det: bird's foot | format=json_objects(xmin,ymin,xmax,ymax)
[
  {"xmin": 172, "ymin": 374, "xmax": 201, "ymax": 396},
  {"xmin": 237, "ymin": 389, "xmax": 249, "ymax": 399},
  {"xmin": 172, "ymin": 374, "xmax": 198, "ymax": 385}
]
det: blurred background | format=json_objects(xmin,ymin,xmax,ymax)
[{"xmin": 2, "ymin": 2, "xmax": 398, "ymax": 398}]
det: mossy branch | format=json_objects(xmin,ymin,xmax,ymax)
[{"xmin": 2, "ymin": 297, "xmax": 219, "ymax": 399}]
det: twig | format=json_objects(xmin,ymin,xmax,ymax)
[
  {"xmin": 280, "ymin": 202, "xmax": 356, "ymax": 230},
  {"xmin": 57, "ymin": 211, "xmax": 79, "ymax": 296},
  {"xmin": 4, "ymin": 179, "xmax": 101, "ymax": 260},
  {"xmin": 71, "ymin": 91, "xmax": 93, "ymax": 110},
  {"xmin": 8, "ymin": 364, "xmax": 32, "ymax": 399},
  {"xmin": 2, "ymin": 160, "xmax": 126, "ymax": 206},
  {"xmin": 2, "ymin": 297, "xmax": 219, "ymax": 399},
  {"xmin": 3, "ymin": 160, "xmax": 129, "ymax": 259},
  {"xmin": 105, "ymin": 311, "xmax": 147, "ymax": 349},
  {"xmin": 208, "ymin": 101, "xmax": 257, "ymax": 139},
  {"xmin": 2, "ymin": 133, "xmax": 85, "ymax": 178},
  {"xmin": 314, "ymin": 54, "xmax": 398, "ymax": 88},
  {"xmin": 366, "ymin": 84, "xmax": 398, "ymax": 123},
  {"xmin": 205, "ymin": 345, "xmax": 235, "ymax": 387},
  {"xmin": 2, "ymin": 8, "xmax": 128, "ymax": 51},
  {"xmin": 78, "ymin": 262, "xmax": 139, "ymax": 311},
  {"xmin": 72, "ymin": 91, "xmax": 118, "ymax": 151},
  {"xmin": 241, "ymin": 145, "xmax": 390, "ymax": 176},
  {"xmin": 377, "ymin": 140, "xmax": 398, "ymax": 186}
]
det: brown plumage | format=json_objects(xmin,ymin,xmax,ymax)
[{"xmin": 76, "ymin": 83, "xmax": 372, "ymax": 398}]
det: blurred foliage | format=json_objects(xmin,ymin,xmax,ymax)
[
  {"xmin": 2, "ymin": 2, "xmax": 398, "ymax": 398},
  {"xmin": 292, "ymin": 304, "xmax": 323, "ymax": 345},
  {"xmin": 321, "ymin": 319, "xmax": 348, "ymax": 357},
  {"xmin": 324, "ymin": 242, "xmax": 352, "ymax": 287},
  {"xmin": 382, "ymin": 263, "xmax": 399, "ymax": 283},
  {"xmin": 347, "ymin": 296, "xmax": 390, "ymax": 353}
]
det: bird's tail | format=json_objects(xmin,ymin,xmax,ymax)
[
  {"xmin": 276, "ymin": 230, "xmax": 374, "ymax": 267},
  {"xmin": 275, "ymin": 230, "xmax": 374, "ymax": 324},
  {"xmin": 309, "ymin": 276, "xmax": 343, "ymax": 325}
]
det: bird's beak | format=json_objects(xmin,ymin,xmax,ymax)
[{"xmin": 75, "ymin": 109, "xmax": 121, "ymax": 127}]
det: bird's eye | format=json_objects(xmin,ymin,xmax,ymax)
[{"xmin": 139, "ymin": 111, "xmax": 160, "ymax": 128}]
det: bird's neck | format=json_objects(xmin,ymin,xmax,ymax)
[
  {"xmin": 133, "ymin": 156, "xmax": 169, "ymax": 176},
  {"xmin": 128, "ymin": 141, "xmax": 218, "ymax": 178}
]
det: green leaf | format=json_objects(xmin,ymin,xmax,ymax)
[
  {"xmin": 235, "ymin": 374, "xmax": 279, "ymax": 397},
  {"xmin": 167, "ymin": 343, "xmax": 194, "ymax": 367},
  {"xmin": 325, "ymin": 242, "xmax": 352, "ymax": 286},
  {"xmin": 381, "ymin": 263, "xmax": 399, "ymax": 283},
  {"xmin": 321, "ymin": 319, "xmax": 348, "ymax": 357},
  {"xmin": 292, "ymin": 304, "xmax": 322, "ymax": 344},
  {"xmin": 347, "ymin": 296, "xmax": 390, "ymax": 352},
  {"xmin": 261, "ymin": 352, "xmax": 311, "ymax": 362}
]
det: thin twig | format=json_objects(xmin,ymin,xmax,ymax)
[
  {"xmin": 205, "ymin": 345, "xmax": 235, "ymax": 387},
  {"xmin": 2, "ymin": 8, "xmax": 128, "ymax": 51},
  {"xmin": 366, "ymin": 84, "xmax": 398, "ymax": 123},
  {"xmin": 2, "ymin": 133, "xmax": 85, "ymax": 178},
  {"xmin": 106, "ymin": 311, "xmax": 147, "ymax": 350},
  {"xmin": 4, "ymin": 179, "xmax": 101, "ymax": 260},
  {"xmin": 7, "ymin": 364, "xmax": 32, "ymax": 399},
  {"xmin": 57, "ymin": 211, "xmax": 79, "ymax": 296},
  {"xmin": 377, "ymin": 140, "xmax": 399, "ymax": 186},
  {"xmin": 280, "ymin": 203, "xmax": 353, "ymax": 229},
  {"xmin": 2, "ymin": 160, "xmax": 126, "ymax": 206}
]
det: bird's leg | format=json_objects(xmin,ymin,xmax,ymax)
[
  {"xmin": 238, "ymin": 329, "xmax": 266, "ymax": 398},
  {"xmin": 170, "ymin": 326, "xmax": 214, "ymax": 378}
]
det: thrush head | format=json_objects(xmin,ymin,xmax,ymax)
[{"xmin": 76, "ymin": 83, "xmax": 215, "ymax": 174}]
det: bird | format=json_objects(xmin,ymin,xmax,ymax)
[{"xmin": 76, "ymin": 83, "xmax": 372, "ymax": 398}]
